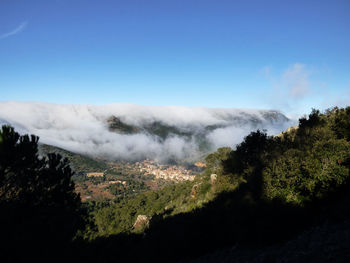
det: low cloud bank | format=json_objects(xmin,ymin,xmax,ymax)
[{"xmin": 0, "ymin": 101, "xmax": 294, "ymax": 162}]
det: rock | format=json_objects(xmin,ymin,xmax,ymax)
[
  {"xmin": 132, "ymin": 215, "xmax": 150, "ymax": 232},
  {"xmin": 191, "ymin": 183, "xmax": 202, "ymax": 199},
  {"xmin": 275, "ymin": 125, "xmax": 298, "ymax": 138},
  {"xmin": 210, "ymin": 174, "xmax": 217, "ymax": 185}
]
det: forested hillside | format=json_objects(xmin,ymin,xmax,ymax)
[
  {"xmin": 39, "ymin": 144, "xmax": 108, "ymax": 173},
  {"xmin": 78, "ymin": 106, "xmax": 350, "ymax": 262},
  {"xmin": 1, "ymin": 106, "xmax": 350, "ymax": 262}
]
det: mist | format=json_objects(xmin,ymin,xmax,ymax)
[{"xmin": 0, "ymin": 101, "xmax": 295, "ymax": 162}]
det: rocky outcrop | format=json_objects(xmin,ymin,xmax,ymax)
[
  {"xmin": 133, "ymin": 215, "xmax": 150, "ymax": 232},
  {"xmin": 275, "ymin": 125, "xmax": 298, "ymax": 138},
  {"xmin": 210, "ymin": 174, "xmax": 217, "ymax": 185},
  {"xmin": 191, "ymin": 183, "xmax": 202, "ymax": 199}
]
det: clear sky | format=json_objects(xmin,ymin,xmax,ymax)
[{"xmin": 0, "ymin": 0, "xmax": 349, "ymax": 115}]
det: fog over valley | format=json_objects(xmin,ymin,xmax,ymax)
[{"xmin": 0, "ymin": 101, "xmax": 294, "ymax": 163}]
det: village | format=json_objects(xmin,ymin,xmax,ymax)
[
  {"xmin": 107, "ymin": 159, "xmax": 200, "ymax": 182},
  {"xmin": 75, "ymin": 160, "xmax": 203, "ymax": 202},
  {"xmin": 135, "ymin": 159, "xmax": 196, "ymax": 182}
]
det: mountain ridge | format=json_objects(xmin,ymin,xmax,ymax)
[{"xmin": 0, "ymin": 101, "xmax": 293, "ymax": 162}]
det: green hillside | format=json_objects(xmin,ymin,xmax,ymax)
[
  {"xmin": 77, "ymin": 106, "xmax": 350, "ymax": 262},
  {"xmin": 2, "ymin": 106, "xmax": 350, "ymax": 262},
  {"xmin": 38, "ymin": 144, "xmax": 108, "ymax": 173}
]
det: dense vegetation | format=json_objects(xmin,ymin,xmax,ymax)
[
  {"xmin": 79, "ymin": 107, "xmax": 350, "ymax": 262},
  {"xmin": 2, "ymin": 106, "xmax": 350, "ymax": 262},
  {"xmin": 0, "ymin": 126, "xmax": 84, "ymax": 260},
  {"xmin": 40, "ymin": 144, "xmax": 156, "ymax": 202},
  {"xmin": 39, "ymin": 144, "xmax": 108, "ymax": 173}
]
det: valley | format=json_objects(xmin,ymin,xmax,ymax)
[
  {"xmin": 39, "ymin": 143, "xmax": 202, "ymax": 202},
  {"xmin": 73, "ymin": 159, "xmax": 201, "ymax": 202},
  {"xmin": 2, "ymin": 106, "xmax": 350, "ymax": 262}
]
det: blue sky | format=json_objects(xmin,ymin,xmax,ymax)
[{"xmin": 0, "ymin": 0, "xmax": 349, "ymax": 115}]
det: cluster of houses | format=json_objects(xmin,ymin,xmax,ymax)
[
  {"xmin": 135, "ymin": 160, "xmax": 195, "ymax": 182},
  {"xmin": 86, "ymin": 172, "xmax": 105, "ymax": 177},
  {"xmin": 85, "ymin": 159, "xmax": 203, "ymax": 183}
]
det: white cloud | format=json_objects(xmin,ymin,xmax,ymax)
[
  {"xmin": 0, "ymin": 21, "xmax": 28, "ymax": 40},
  {"xmin": 263, "ymin": 63, "xmax": 313, "ymax": 116},
  {"xmin": 0, "ymin": 101, "xmax": 293, "ymax": 162}
]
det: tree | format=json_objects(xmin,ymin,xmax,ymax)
[
  {"xmin": 205, "ymin": 147, "xmax": 232, "ymax": 175},
  {"xmin": 0, "ymin": 125, "xmax": 83, "ymax": 255},
  {"xmin": 222, "ymin": 130, "xmax": 272, "ymax": 200}
]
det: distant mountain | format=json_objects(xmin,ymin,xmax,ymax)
[
  {"xmin": 106, "ymin": 110, "xmax": 290, "ymax": 160},
  {"xmin": 107, "ymin": 110, "xmax": 289, "ymax": 139},
  {"xmin": 0, "ymin": 102, "xmax": 293, "ymax": 162}
]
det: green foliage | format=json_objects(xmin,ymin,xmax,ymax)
[
  {"xmin": 39, "ymin": 144, "xmax": 108, "ymax": 173},
  {"xmin": 5, "ymin": 106, "xmax": 346, "ymax": 262},
  {"xmin": 204, "ymin": 146, "xmax": 232, "ymax": 175},
  {"xmin": 84, "ymin": 106, "xmax": 350, "ymax": 241},
  {"xmin": 107, "ymin": 180, "xmax": 147, "ymax": 197},
  {"xmin": 261, "ymin": 109, "xmax": 350, "ymax": 205},
  {"xmin": 328, "ymin": 106, "xmax": 350, "ymax": 141},
  {"xmin": 82, "ymin": 178, "xmax": 210, "ymax": 238},
  {"xmin": 0, "ymin": 125, "xmax": 83, "ymax": 248},
  {"xmin": 212, "ymin": 173, "xmax": 245, "ymax": 194}
]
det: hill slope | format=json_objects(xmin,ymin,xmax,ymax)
[
  {"xmin": 77, "ymin": 106, "xmax": 350, "ymax": 262},
  {"xmin": 38, "ymin": 144, "xmax": 108, "ymax": 174}
]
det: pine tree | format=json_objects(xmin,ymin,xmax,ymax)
[{"xmin": 0, "ymin": 125, "xmax": 83, "ymax": 258}]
